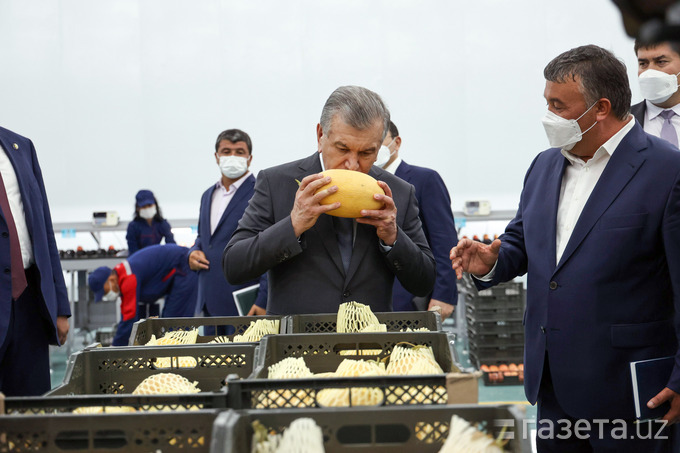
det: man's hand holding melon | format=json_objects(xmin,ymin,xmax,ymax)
[{"xmin": 291, "ymin": 169, "xmax": 397, "ymax": 246}]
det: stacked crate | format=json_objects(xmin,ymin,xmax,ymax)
[{"xmin": 466, "ymin": 281, "xmax": 525, "ymax": 368}]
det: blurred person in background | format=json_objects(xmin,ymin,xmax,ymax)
[
  {"xmin": 632, "ymin": 40, "xmax": 680, "ymax": 148},
  {"xmin": 377, "ymin": 121, "xmax": 458, "ymax": 320},
  {"xmin": 188, "ymin": 129, "xmax": 267, "ymax": 333},
  {"xmin": 126, "ymin": 189, "xmax": 175, "ymax": 255},
  {"xmin": 88, "ymin": 244, "xmax": 197, "ymax": 346}
]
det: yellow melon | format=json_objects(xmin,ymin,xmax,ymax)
[{"xmin": 316, "ymin": 169, "xmax": 385, "ymax": 218}]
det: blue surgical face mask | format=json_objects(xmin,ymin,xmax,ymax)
[{"xmin": 541, "ymin": 102, "xmax": 598, "ymax": 151}]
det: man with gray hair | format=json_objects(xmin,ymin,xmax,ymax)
[
  {"xmin": 224, "ymin": 86, "xmax": 435, "ymax": 315},
  {"xmin": 451, "ymin": 45, "xmax": 680, "ymax": 451}
]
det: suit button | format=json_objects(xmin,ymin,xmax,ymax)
[
  {"xmin": 343, "ymin": 290, "xmax": 351, "ymax": 298},
  {"xmin": 540, "ymin": 326, "xmax": 546, "ymax": 333},
  {"xmin": 549, "ymin": 281, "xmax": 558, "ymax": 290},
  {"xmin": 4, "ymin": 268, "xmax": 10, "ymax": 274},
  {"xmin": 283, "ymin": 252, "xmax": 289, "ymax": 259},
  {"xmin": 1, "ymin": 232, "xmax": 7, "ymax": 238}
]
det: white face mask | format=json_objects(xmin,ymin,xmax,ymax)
[
  {"xmin": 541, "ymin": 102, "xmax": 598, "ymax": 151},
  {"xmin": 101, "ymin": 289, "xmax": 119, "ymax": 302},
  {"xmin": 139, "ymin": 205, "xmax": 157, "ymax": 219},
  {"xmin": 219, "ymin": 156, "xmax": 249, "ymax": 179},
  {"xmin": 375, "ymin": 138, "xmax": 396, "ymax": 168},
  {"xmin": 639, "ymin": 69, "xmax": 680, "ymax": 104}
]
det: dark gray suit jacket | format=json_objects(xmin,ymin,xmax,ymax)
[
  {"xmin": 223, "ymin": 152, "xmax": 436, "ymax": 315},
  {"xmin": 631, "ymin": 101, "xmax": 645, "ymax": 125}
]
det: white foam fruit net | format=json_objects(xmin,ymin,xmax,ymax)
[
  {"xmin": 251, "ymin": 418, "xmax": 325, "ymax": 453},
  {"xmin": 386, "ymin": 343, "xmax": 443, "ymax": 375},
  {"xmin": 337, "ymin": 301, "xmax": 383, "ymax": 333},
  {"xmin": 132, "ymin": 373, "xmax": 201, "ymax": 395},
  {"xmin": 256, "ymin": 357, "xmax": 315, "ymax": 408},
  {"xmin": 385, "ymin": 343, "xmax": 446, "ymax": 404},
  {"xmin": 145, "ymin": 329, "xmax": 199, "ymax": 368},
  {"xmin": 234, "ymin": 319, "xmax": 280, "ymax": 342},
  {"xmin": 437, "ymin": 414, "xmax": 506, "ymax": 453},
  {"xmin": 72, "ymin": 406, "xmax": 136, "ymax": 414},
  {"xmin": 317, "ymin": 359, "xmax": 386, "ymax": 407},
  {"xmin": 147, "ymin": 329, "xmax": 199, "ymax": 346}
]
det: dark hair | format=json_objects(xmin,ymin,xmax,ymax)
[
  {"xmin": 320, "ymin": 86, "xmax": 390, "ymax": 140},
  {"xmin": 133, "ymin": 194, "xmax": 165, "ymax": 222},
  {"xmin": 544, "ymin": 45, "xmax": 631, "ymax": 120},
  {"xmin": 215, "ymin": 129, "xmax": 252, "ymax": 154},
  {"xmin": 387, "ymin": 121, "xmax": 399, "ymax": 139},
  {"xmin": 634, "ymin": 39, "xmax": 680, "ymax": 55}
]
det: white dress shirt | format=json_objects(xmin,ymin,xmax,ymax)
[
  {"xmin": 382, "ymin": 156, "xmax": 403, "ymax": 175},
  {"xmin": 0, "ymin": 146, "xmax": 33, "ymax": 268},
  {"xmin": 555, "ymin": 116, "xmax": 635, "ymax": 264},
  {"xmin": 210, "ymin": 171, "xmax": 251, "ymax": 235},
  {"xmin": 478, "ymin": 116, "xmax": 636, "ymax": 280},
  {"xmin": 643, "ymin": 100, "xmax": 680, "ymax": 144}
]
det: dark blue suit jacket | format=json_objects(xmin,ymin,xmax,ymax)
[
  {"xmin": 190, "ymin": 174, "xmax": 265, "ymax": 316},
  {"xmin": 478, "ymin": 122, "xmax": 680, "ymax": 419},
  {"xmin": 392, "ymin": 161, "xmax": 458, "ymax": 310},
  {"xmin": 0, "ymin": 127, "xmax": 70, "ymax": 346}
]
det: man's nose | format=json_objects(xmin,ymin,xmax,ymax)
[{"xmin": 344, "ymin": 155, "xmax": 360, "ymax": 171}]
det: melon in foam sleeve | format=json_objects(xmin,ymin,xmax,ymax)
[{"xmin": 315, "ymin": 169, "xmax": 385, "ymax": 218}]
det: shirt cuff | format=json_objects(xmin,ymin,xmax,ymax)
[
  {"xmin": 379, "ymin": 238, "xmax": 395, "ymax": 252},
  {"xmin": 473, "ymin": 260, "xmax": 498, "ymax": 282}
]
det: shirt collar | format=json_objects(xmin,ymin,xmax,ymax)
[
  {"xmin": 645, "ymin": 99, "xmax": 680, "ymax": 121},
  {"xmin": 215, "ymin": 170, "xmax": 251, "ymax": 193},
  {"xmin": 561, "ymin": 115, "xmax": 635, "ymax": 166},
  {"xmin": 382, "ymin": 156, "xmax": 402, "ymax": 174}
]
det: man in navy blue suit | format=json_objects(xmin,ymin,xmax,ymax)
[
  {"xmin": 0, "ymin": 126, "xmax": 70, "ymax": 396},
  {"xmin": 377, "ymin": 121, "xmax": 458, "ymax": 319},
  {"xmin": 188, "ymin": 129, "xmax": 266, "ymax": 326},
  {"xmin": 452, "ymin": 45, "xmax": 680, "ymax": 451}
]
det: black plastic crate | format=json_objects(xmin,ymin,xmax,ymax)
[
  {"xmin": 469, "ymin": 350, "xmax": 524, "ymax": 369},
  {"xmin": 0, "ymin": 409, "xmax": 221, "ymax": 452},
  {"xmin": 251, "ymin": 332, "xmax": 459, "ymax": 378},
  {"xmin": 284, "ymin": 311, "xmax": 442, "ymax": 333},
  {"xmin": 469, "ymin": 340, "xmax": 524, "ymax": 358},
  {"xmin": 48, "ymin": 343, "xmax": 256, "ymax": 396},
  {"xmin": 225, "ymin": 375, "xmax": 456, "ymax": 409},
  {"xmin": 211, "ymin": 405, "xmax": 529, "ymax": 453},
  {"xmin": 467, "ymin": 327, "xmax": 524, "ymax": 348},
  {"xmin": 480, "ymin": 366, "xmax": 525, "ymax": 387},
  {"xmin": 239, "ymin": 332, "xmax": 468, "ymax": 409},
  {"xmin": 467, "ymin": 294, "xmax": 525, "ymax": 310},
  {"xmin": 465, "ymin": 305, "xmax": 524, "ymax": 322},
  {"xmin": 3, "ymin": 392, "xmax": 228, "ymax": 415},
  {"xmin": 475, "ymin": 282, "xmax": 524, "ymax": 298},
  {"xmin": 129, "ymin": 315, "xmax": 285, "ymax": 346},
  {"xmin": 465, "ymin": 316, "xmax": 525, "ymax": 335}
]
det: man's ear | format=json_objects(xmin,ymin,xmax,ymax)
[
  {"xmin": 316, "ymin": 123, "xmax": 324, "ymax": 152},
  {"xmin": 394, "ymin": 136, "xmax": 402, "ymax": 152},
  {"xmin": 595, "ymin": 98, "xmax": 612, "ymax": 121}
]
